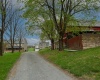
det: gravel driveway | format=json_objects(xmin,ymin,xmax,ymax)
[{"xmin": 8, "ymin": 52, "xmax": 76, "ymax": 80}]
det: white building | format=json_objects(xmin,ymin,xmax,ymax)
[
  {"xmin": 39, "ymin": 40, "xmax": 50, "ymax": 49},
  {"xmin": 35, "ymin": 45, "xmax": 39, "ymax": 51}
]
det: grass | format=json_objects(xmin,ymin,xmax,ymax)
[
  {"xmin": 28, "ymin": 48, "xmax": 34, "ymax": 51},
  {"xmin": 39, "ymin": 47, "xmax": 100, "ymax": 80},
  {"xmin": 0, "ymin": 52, "xmax": 21, "ymax": 80}
]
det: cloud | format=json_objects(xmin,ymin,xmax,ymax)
[{"xmin": 26, "ymin": 38, "xmax": 40, "ymax": 46}]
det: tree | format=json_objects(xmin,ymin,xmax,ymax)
[
  {"xmin": 23, "ymin": 0, "xmax": 57, "ymax": 50},
  {"xmin": 5, "ymin": 7, "xmax": 22, "ymax": 53},
  {"xmin": 0, "ymin": 0, "xmax": 12, "ymax": 56},
  {"xmin": 17, "ymin": 24, "xmax": 26, "ymax": 52},
  {"xmin": 22, "ymin": 0, "xmax": 100, "ymax": 51},
  {"xmin": 40, "ymin": 20, "xmax": 57, "ymax": 50},
  {"xmin": 25, "ymin": 16, "xmax": 56, "ymax": 50},
  {"xmin": 44, "ymin": 0, "xmax": 100, "ymax": 51}
]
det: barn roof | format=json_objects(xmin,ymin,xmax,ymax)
[{"xmin": 66, "ymin": 21, "xmax": 100, "ymax": 32}]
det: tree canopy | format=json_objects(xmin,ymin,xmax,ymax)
[{"xmin": 22, "ymin": 0, "xmax": 100, "ymax": 50}]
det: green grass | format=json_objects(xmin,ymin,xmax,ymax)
[
  {"xmin": 39, "ymin": 47, "xmax": 100, "ymax": 80},
  {"xmin": 28, "ymin": 48, "xmax": 34, "ymax": 51},
  {"xmin": 0, "ymin": 52, "xmax": 21, "ymax": 80}
]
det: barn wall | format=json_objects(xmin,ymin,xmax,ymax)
[
  {"xmin": 82, "ymin": 33, "xmax": 100, "ymax": 49},
  {"xmin": 66, "ymin": 35, "xmax": 83, "ymax": 50}
]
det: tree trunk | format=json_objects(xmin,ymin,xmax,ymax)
[
  {"xmin": 19, "ymin": 46, "xmax": 21, "ymax": 52},
  {"xmin": 12, "ymin": 49, "xmax": 14, "ymax": 53},
  {"xmin": 51, "ymin": 38, "xmax": 54, "ymax": 50},
  {"xmin": 58, "ymin": 34, "xmax": 64, "ymax": 51},
  {"xmin": 19, "ymin": 39, "xmax": 21, "ymax": 52},
  {"xmin": 11, "ymin": 46, "xmax": 14, "ymax": 53},
  {"xmin": 0, "ymin": 31, "xmax": 3, "ymax": 56}
]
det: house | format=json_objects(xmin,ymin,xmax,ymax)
[
  {"xmin": 63, "ymin": 22, "xmax": 100, "ymax": 50},
  {"xmin": 39, "ymin": 40, "xmax": 50, "ymax": 49},
  {"xmin": 6, "ymin": 38, "xmax": 28, "ymax": 51},
  {"xmin": 22, "ymin": 38, "xmax": 28, "ymax": 51}
]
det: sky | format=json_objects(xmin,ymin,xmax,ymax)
[
  {"xmin": 12, "ymin": 0, "xmax": 40, "ymax": 46},
  {"xmin": 96, "ymin": 12, "xmax": 100, "ymax": 21},
  {"xmin": 26, "ymin": 35, "xmax": 40, "ymax": 46}
]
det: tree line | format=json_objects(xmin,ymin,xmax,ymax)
[{"xmin": 0, "ymin": 0, "xmax": 26, "ymax": 56}]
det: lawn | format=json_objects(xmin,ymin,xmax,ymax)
[
  {"xmin": 39, "ymin": 47, "xmax": 100, "ymax": 80},
  {"xmin": 0, "ymin": 52, "xmax": 21, "ymax": 80},
  {"xmin": 28, "ymin": 48, "xmax": 34, "ymax": 51}
]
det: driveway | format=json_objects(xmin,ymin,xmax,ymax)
[{"xmin": 8, "ymin": 52, "xmax": 77, "ymax": 80}]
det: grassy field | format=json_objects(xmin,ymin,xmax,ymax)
[
  {"xmin": 39, "ymin": 47, "xmax": 100, "ymax": 80},
  {"xmin": 28, "ymin": 48, "xmax": 34, "ymax": 51},
  {"xmin": 0, "ymin": 52, "xmax": 21, "ymax": 80}
]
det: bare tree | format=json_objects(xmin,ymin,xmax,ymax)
[
  {"xmin": 17, "ymin": 24, "xmax": 26, "ymax": 52},
  {"xmin": 5, "ymin": 7, "xmax": 22, "ymax": 53},
  {"xmin": 0, "ymin": 0, "xmax": 12, "ymax": 56},
  {"xmin": 0, "ymin": 0, "xmax": 6, "ymax": 56}
]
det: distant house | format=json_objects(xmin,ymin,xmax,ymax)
[
  {"xmin": 63, "ymin": 22, "xmax": 100, "ymax": 50},
  {"xmin": 34, "ymin": 40, "xmax": 50, "ymax": 51},
  {"xmin": 39, "ymin": 40, "xmax": 50, "ymax": 49},
  {"xmin": 6, "ymin": 38, "xmax": 28, "ymax": 51}
]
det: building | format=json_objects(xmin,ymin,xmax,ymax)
[
  {"xmin": 39, "ymin": 40, "xmax": 50, "ymax": 49},
  {"xmin": 63, "ymin": 22, "xmax": 100, "ymax": 50},
  {"xmin": 35, "ymin": 45, "xmax": 39, "ymax": 51},
  {"xmin": 6, "ymin": 38, "xmax": 28, "ymax": 51}
]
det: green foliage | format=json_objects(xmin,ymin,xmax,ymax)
[
  {"xmin": 23, "ymin": 0, "xmax": 57, "ymax": 40},
  {"xmin": 39, "ymin": 47, "xmax": 100, "ymax": 80},
  {"xmin": 40, "ymin": 19, "xmax": 57, "ymax": 40},
  {"xmin": 23, "ymin": 0, "xmax": 100, "ymax": 50},
  {"xmin": 0, "ymin": 52, "xmax": 21, "ymax": 80},
  {"xmin": 23, "ymin": 0, "xmax": 52, "ymax": 35}
]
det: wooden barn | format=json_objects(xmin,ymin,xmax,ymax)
[{"xmin": 63, "ymin": 26, "xmax": 100, "ymax": 50}]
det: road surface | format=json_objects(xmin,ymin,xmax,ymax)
[{"xmin": 8, "ymin": 52, "xmax": 76, "ymax": 80}]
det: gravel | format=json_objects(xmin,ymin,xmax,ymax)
[{"xmin": 8, "ymin": 52, "xmax": 76, "ymax": 80}]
